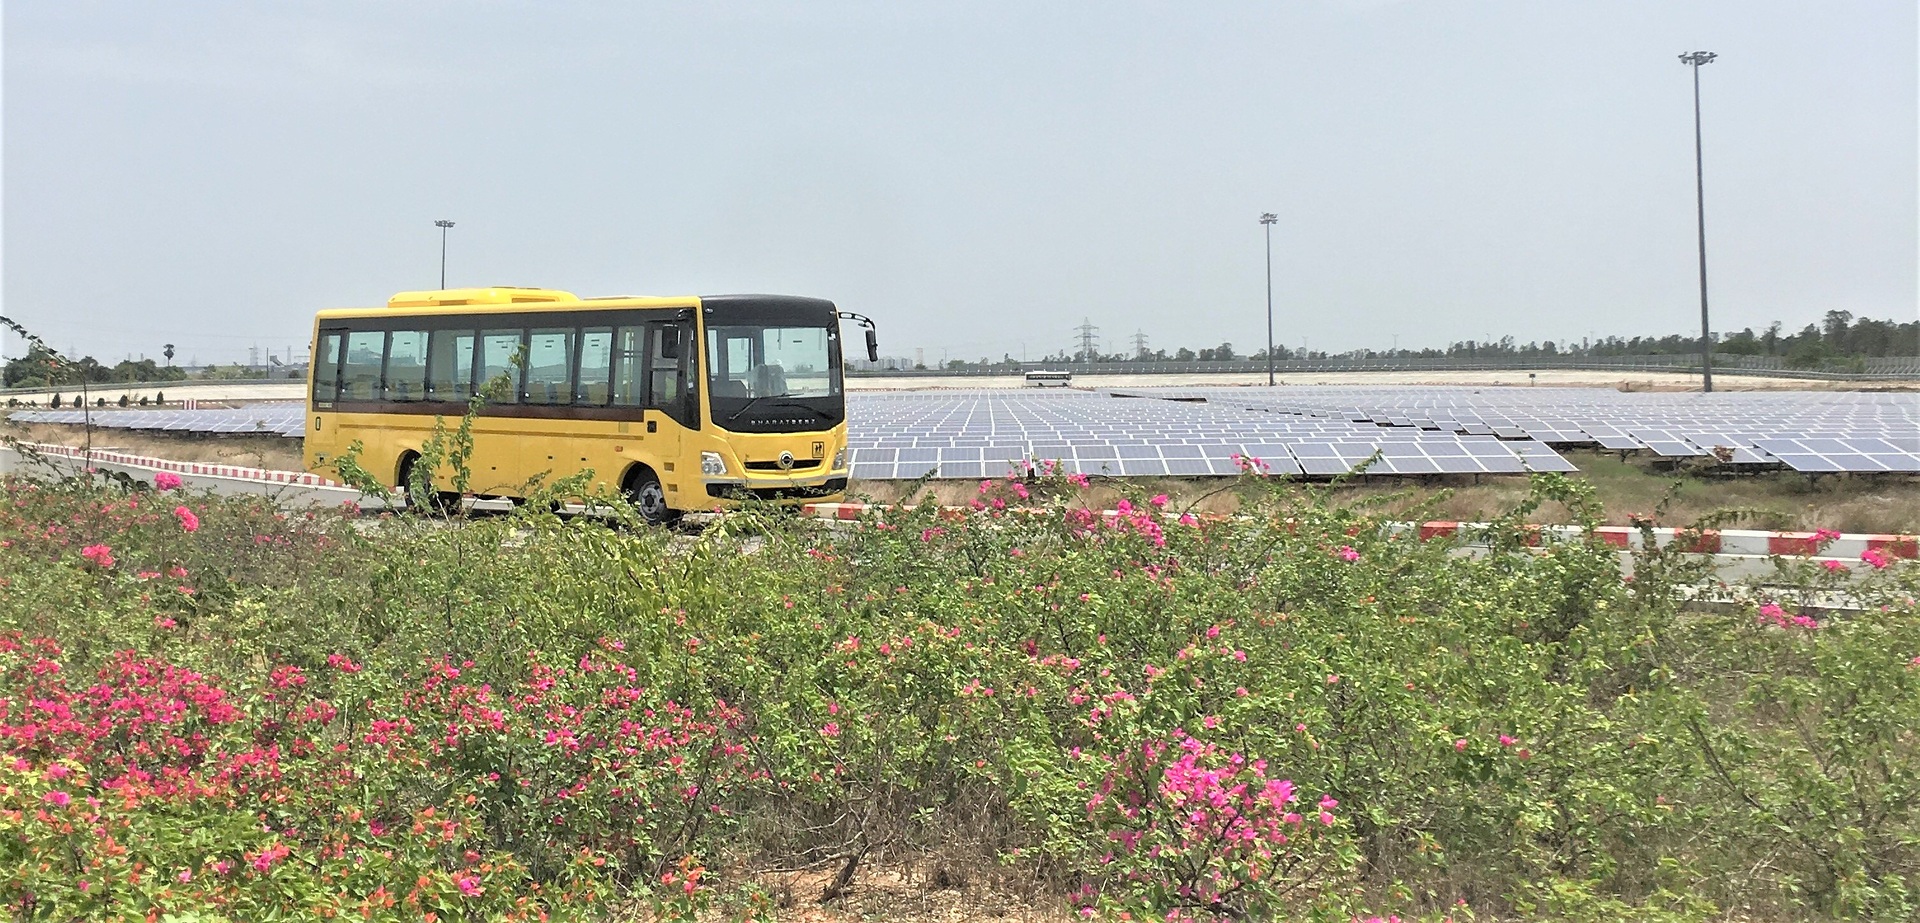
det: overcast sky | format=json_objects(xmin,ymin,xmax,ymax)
[{"xmin": 5, "ymin": 1, "xmax": 1914, "ymax": 366}]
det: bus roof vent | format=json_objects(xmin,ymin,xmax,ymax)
[{"xmin": 387, "ymin": 287, "xmax": 579, "ymax": 308}]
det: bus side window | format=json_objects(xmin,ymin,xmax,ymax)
[
  {"xmin": 612, "ymin": 326, "xmax": 645, "ymax": 407},
  {"xmin": 524, "ymin": 328, "xmax": 574, "ymax": 405},
  {"xmin": 649, "ymin": 322, "xmax": 695, "ymax": 427},
  {"xmin": 313, "ymin": 332, "xmax": 344, "ymax": 403},
  {"xmin": 425, "ymin": 330, "xmax": 476, "ymax": 402},
  {"xmin": 577, "ymin": 327, "xmax": 612, "ymax": 406},
  {"xmin": 342, "ymin": 331, "xmax": 385, "ymax": 401},
  {"xmin": 385, "ymin": 330, "xmax": 428, "ymax": 402},
  {"xmin": 477, "ymin": 329, "xmax": 525, "ymax": 404}
]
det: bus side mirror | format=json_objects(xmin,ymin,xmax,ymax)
[{"xmin": 865, "ymin": 328, "xmax": 879, "ymax": 363}]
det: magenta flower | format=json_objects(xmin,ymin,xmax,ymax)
[
  {"xmin": 1861, "ymin": 549, "xmax": 1892, "ymax": 569},
  {"xmin": 820, "ymin": 722, "xmax": 841, "ymax": 738},
  {"xmin": 43, "ymin": 790, "xmax": 70, "ymax": 807},
  {"xmin": 174, "ymin": 505, "xmax": 200, "ymax": 533},
  {"xmin": 1337, "ymin": 545, "xmax": 1360, "ymax": 562},
  {"xmin": 153, "ymin": 471, "xmax": 182, "ymax": 490},
  {"xmin": 456, "ymin": 874, "xmax": 483, "ymax": 897},
  {"xmin": 1498, "ymin": 735, "xmax": 1517, "ymax": 747},
  {"xmin": 1454, "ymin": 738, "xmax": 1468, "ymax": 752},
  {"xmin": 80, "ymin": 544, "xmax": 115, "ymax": 568},
  {"xmin": 1821, "ymin": 559, "xmax": 1848, "ymax": 573}
]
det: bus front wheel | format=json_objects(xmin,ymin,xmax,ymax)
[{"xmin": 624, "ymin": 467, "xmax": 680, "ymax": 527}]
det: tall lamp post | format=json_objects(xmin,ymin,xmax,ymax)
[
  {"xmin": 1679, "ymin": 51, "xmax": 1716, "ymax": 392},
  {"xmin": 435, "ymin": 219, "xmax": 456, "ymax": 289},
  {"xmin": 1260, "ymin": 212, "xmax": 1278, "ymax": 386}
]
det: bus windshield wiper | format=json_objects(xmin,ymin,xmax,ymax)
[
  {"xmin": 726, "ymin": 393, "xmax": 795, "ymax": 424},
  {"xmin": 770, "ymin": 400, "xmax": 832, "ymax": 420}
]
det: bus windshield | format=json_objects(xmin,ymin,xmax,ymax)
[{"xmin": 703, "ymin": 297, "xmax": 844, "ymax": 432}]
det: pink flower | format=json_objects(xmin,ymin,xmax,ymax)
[
  {"xmin": 176, "ymin": 869, "xmax": 193, "ymax": 883},
  {"xmin": 80, "ymin": 544, "xmax": 115, "ymax": 568},
  {"xmin": 456, "ymin": 874, "xmax": 483, "ymax": 897},
  {"xmin": 1821, "ymin": 559, "xmax": 1848, "ymax": 573},
  {"xmin": 173, "ymin": 506, "xmax": 200, "ymax": 532},
  {"xmin": 1454, "ymin": 738, "xmax": 1468, "ymax": 752},
  {"xmin": 1498, "ymin": 735, "xmax": 1517, "ymax": 747},
  {"xmin": 1319, "ymin": 795, "xmax": 1339, "ymax": 810},
  {"xmin": 153, "ymin": 471, "xmax": 182, "ymax": 490},
  {"xmin": 1177, "ymin": 512, "xmax": 1198, "ymax": 527},
  {"xmin": 1814, "ymin": 528, "xmax": 1842, "ymax": 543},
  {"xmin": 1337, "ymin": 545, "xmax": 1360, "ymax": 562},
  {"xmin": 249, "ymin": 842, "xmax": 290, "ymax": 872},
  {"xmin": 1149, "ymin": 494, "xmax": 1169, "ymax": 508},
  {"xmin": 1318, "ymin": 811, "xmax": 1335, "ymax": 826},
  {"xmin": 45, "ymin": 765, "xmax": 69, "ymax": 779},
  {"xmin": 44, "ymin": 790, "xmax": 70, "ymax": 807},
  {"xmin": 820, "ymin": 722, "xmax": 841, "ymax": 738},
  {"xmin": 1861, "ymin": 549, "xmax": 1892, "ymax": 569}
]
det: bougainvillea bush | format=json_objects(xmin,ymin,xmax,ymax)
[{"xmin": 0, "ymin": 465, "xmax": 1915, "ymax": 921}]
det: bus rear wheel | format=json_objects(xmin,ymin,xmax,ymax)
[
  {"xmin": 398, "ymin": 454, "xmax": 460, "ymax": 515},
  {"xmin": 624, "ymin": 467, "xmax": 680, "ymax": 527}
]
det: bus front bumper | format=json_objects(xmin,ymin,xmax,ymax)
[{"xmin": 704, "ymin": 475, "xmax": 849, "ymax": 504}]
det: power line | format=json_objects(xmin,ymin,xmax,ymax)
[{"xmin": 1130, "ymin": 330, "xmax": 1149, "ymax": 358}]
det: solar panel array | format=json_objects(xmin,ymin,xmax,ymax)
[
  {"xmin": 9, "ymin": 386, "xmax": 1916, "ymax": 479},
  {"xmin": 8, "ymin": 404, "xmax": 305, "ymax": 437},
  {"xmin": 842, "ymin": 390, "xmax": 1576, "ymax": 480},
  {"xmin": 1120, "ymin": 387, "xmax": 1920, "ymax": 474}
]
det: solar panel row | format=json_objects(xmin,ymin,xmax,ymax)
[{"xmin": 9, "ymin": 386, "xmax": 1915, "ymax": 479}]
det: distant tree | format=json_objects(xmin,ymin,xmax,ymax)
[
  {"xmin": 118, "ymin": 394, "xmax": 129, "ymax": 407},
  {"xmin": 1174, "ymin": 347, "xmax": 1195, "ymax": 362},
  {"xmin": 49, "ymin": 394, "xmax": 62, "ymax": 408}
]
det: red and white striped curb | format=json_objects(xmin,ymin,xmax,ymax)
[
  {"xmin": 11, "ymin": 442, "xmax": 339, "ymax": 488},
  {"xmin": 797, "ymin": 502, "xmax": 1918, "ymax": 560}
]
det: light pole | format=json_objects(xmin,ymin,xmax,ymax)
[
  {"xmin": 435, "ymin": 220, "xmax": 456, "ymax": 289},
  {"xmin": 1260, "ymin": 212, "xmax": 1277, "ymax": 386},
  {"xmin": 1679, "ymin": 51, "xmax": 1716, "ymax": 392}
]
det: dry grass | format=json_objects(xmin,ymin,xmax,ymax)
[
  {"xmin": 851, "ymin": 451, "xmax": 1920, "ymax": 534},
  {"xmin": 1, "ymin": 422, "xmax": 305, "ymax": 472}
]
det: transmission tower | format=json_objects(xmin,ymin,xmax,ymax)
[
  {"xmin": 1130, "ymin": 330, "xmax": 1149, "ymax": 359},
  {"xmin": 1075, "ymin": 318, "xmax": 1100, "ymax": 362}
]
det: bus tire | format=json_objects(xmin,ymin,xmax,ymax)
[
  {"xmin": 398, "ymin": 453, "xmax": 460, "ymax": 515},
  {"xmin": 623, "ymin": 465, "xmax": 680, "ymax": 527}
]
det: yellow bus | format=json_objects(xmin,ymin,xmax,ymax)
[{"xmin": 303, "ymin": 287, "xmax": 878, "ymax": 523}]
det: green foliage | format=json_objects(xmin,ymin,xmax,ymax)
[{"xmin": 0, "ymin": 463, "xmax": 1915, "ymax": 921}]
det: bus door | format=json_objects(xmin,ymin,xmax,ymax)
[{"xmin": 614, "ymin": 318, "xmax": 697, "ymax": 504}]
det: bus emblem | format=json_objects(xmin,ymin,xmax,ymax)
[{"xmin": 778, "ymin": 452, "xmax": 795, "ymax": 470}]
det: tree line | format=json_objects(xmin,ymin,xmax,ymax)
[{"xmin": 923, "ymin": 310, "xmax": 1916, "ymax": 370}]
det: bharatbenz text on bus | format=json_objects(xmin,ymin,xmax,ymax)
[{"xmin": 303, "ymin": 287, "xmax": 879, "ymax": 523}]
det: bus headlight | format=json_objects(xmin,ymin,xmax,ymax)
[
  {"xmin": 832, "ymin": 448, "xmax": 846, "ymax": 470},
  {"xmin": 700, "ymin": 451, "xmax": 727, "ymax": 477}
]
